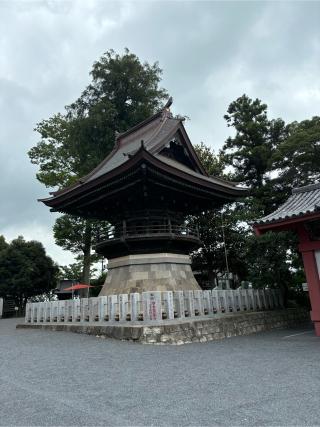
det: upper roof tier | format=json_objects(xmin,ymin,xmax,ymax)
[
  {"xmin": 40, "ymin": 99, "xmax": 247, "ymax": 219},
  {"xmin": 253, "ymin": 183, "xmax": 320, "ymax": 231}
]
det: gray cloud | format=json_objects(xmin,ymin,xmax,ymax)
[{"xmin": 0, "ymin": 0, "xmax": 319, "ymax": 265}]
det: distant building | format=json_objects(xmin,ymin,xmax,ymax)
[{"xmin": 54, "ymin": 280, "xmax": 78, "ymax": 300}]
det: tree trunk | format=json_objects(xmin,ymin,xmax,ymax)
[{"xmin": 81, "ymin": 221, "xmax": 92, "ymax": 297}]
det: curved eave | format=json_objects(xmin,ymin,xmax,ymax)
[
  {"xmin": 40, "ymin": 145, "xmax": 247, "ymax": 210},
  {"xmin": 253, "ymin": 211, "xmax": 320, "ymax": 234},
  {"xmin": 149, "ymin": 151, "xmax": 247, "ymax": 197}
]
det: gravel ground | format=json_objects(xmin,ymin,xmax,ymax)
[{"xmin": 0, "ymin": 317, "xmax": 319, "ymax": 426}]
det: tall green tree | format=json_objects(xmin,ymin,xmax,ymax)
[
  {"xmin": 194, "ymin": 142, "xmax": 224, "ymax": 176},
  {"xmin": 0, "ymin": 235, "xmax": 8, "ymax": 253},
  {"xmin": 221, "ymin": 95, "xmax": 314, "ymax": 299},
  {"xmin": 190, "ymin": 143, "xmax": 248, "ymax": 286},
  {"xmin": 53, "ymin": 215, "xmax": 109, "ymax": 284},
  {"xmin": 222, "ymin": 94, "xmax": 289, "ymax": 217},
  {"xmin": 0, "ymin": 237, "xmax": 58, "ymax": 309},
  {"xmin": 245, "ymin": 231, "xmax": 301, "ymax": 305},
  {"xmin": 273, "ymin": 116, "xmax": 320, "ymax": 193},
  {"xmin": 29, "ymin": 49, "xmax": 168, "ymax": 283}
]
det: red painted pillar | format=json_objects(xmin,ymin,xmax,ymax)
[
  {"xmin": 298, "ymin": 226, "xmax": 320, "ymax": 336},
  {"xmin": 300, "ymin": 250, "xmax": 320, "ymax": 336}
]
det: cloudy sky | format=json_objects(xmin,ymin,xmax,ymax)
[{"xmin": 0, "ymin": 0, "xmax": 319, "ymax": 266}]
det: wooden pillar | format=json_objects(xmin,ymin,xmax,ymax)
[{"xmin": 298, "ymin": 226, "xmax": 320, "ymax": 336}]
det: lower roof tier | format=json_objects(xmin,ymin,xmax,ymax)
[{"xmin": 40, "ymin": 146, "xmax": 247, "ymax": 221}]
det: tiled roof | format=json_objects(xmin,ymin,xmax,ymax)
[
  {"xmin": 46, "ymin": 100, "xmax": 246, "ymax": 202},
  {"xmin": 253, "ymin": 183, "xmax": 320, "ymax": 225},
  {"xmin": 87, "ymin": 112, "xmax": 180, "ymax": 181}
]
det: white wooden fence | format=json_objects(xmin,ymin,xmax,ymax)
[{"xmin": 25, "ymin": 289, "xmax": 284, "ymax": 324}]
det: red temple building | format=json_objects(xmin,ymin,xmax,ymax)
[
  {"xmin": 41, "ymin": 99, "xmax": 246, "ymax": 296},
  {"xmin": 253, "ymin": 183, "xmax": 320, "ymax": 336}
]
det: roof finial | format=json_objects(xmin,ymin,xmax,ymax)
[
  {"xmin": 164, "ymin": 96, "xmax": 173, "ymax": 110},
  {"xmin": 161, "ymin": 97, "xmax": 173, "ymax": 121}
]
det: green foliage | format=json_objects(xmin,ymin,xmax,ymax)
[
  {"xmin": 223, "ymin": 94, "xmax": 271, "ymax": 187},
  {"xmin": 59, "ymin": 262, "xmax": 83, "ymax": 282},
  {"xmin": 29, "ymin": 48, "xmax": 167, "ymax": 189},
  {"xmin": 0, "ymin": 235, "xmax": 8, "ymax": 253},
  {"xmin": 89, "ymin": 273, "xmax": 107, "ymax": 297},
  {"xmin": 194, "ymin": 96, "xmax": 312, "ymax": 299},
  {"xmin": 190, "ymin": 206, "xmax": 249, "ymax": 284},
  {"xmin": 222, "ymin": 94, "xmax": 289, "ymax": 217},
  {"xmin": 28, "ymin": 49, "xmax": 168, "ymax": 280},
  {"xmin": 194, "ymin": 142, "xmax": 224, "ymax": 177},
  {"xmin": 53, "ymin": 215, "xmax": 109, "ymax": 254},
  {"xmin": 245, "ymin": 231, "xmax": 304, "ymax": 305},
  {"xmin": 59, "ymin": 257, "xmax": 98, "ymax": 282},
  {"xmin": 0, "ymin": 236, "xmax": 58, "ymax": 308},
  {"xmin": 273, "ymin": 116, "xmax": 320, "ymax": 191},
  {"xmin": 190, "ymin": 144, "xmax": 249, "ymax": 284}
]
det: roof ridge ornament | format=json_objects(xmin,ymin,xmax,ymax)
[
  {"xmin": 161, "ymin": 96, "xmax": 173, "ymax": 121},
  {"xmin": 163, "ymin": 96, "xmax": 173, "ymax": 110}
]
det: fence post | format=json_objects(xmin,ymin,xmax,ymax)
[
  {"xmin": 202, "ymin": 290, "xmax": 212, "ymax": 315},
  {"xmin": 193, "ymin": 290, "xmax": 204, "ymax": 316},
  {"xmin": 211, "ymin": 290, "xmax": 219, "ymax": 313},
  {"xmin": 98, "ymin": 296, "xmax": 108, "ymax": 321},
  {"xmin": 217, "ymin": 290, "xmax": 227, "ymax": 313},
  {"xmin": 108, "ymin": 295, "xmax": 118, "ymax": 322},
  {"xmin": 184, "ymin": 290, "xmax": 195, "ymax": 318},
  {"xmin": 119, "ymin": 294, "xmax": 129, "ymax": 322},
  {"xmin": 130, "ymin": 293, "xmax": 140, "ymax": 321},
  {"xmin": 162, "ymin": 291, "xmax": 174, "ymax": 320},
  {"xmin": 174, "ymin": 291, "xmax": 185, "ymax": 319}
]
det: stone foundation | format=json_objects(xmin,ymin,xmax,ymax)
[
  {"xmin": 99, "ymin": 253, "xmax": 201, "ymax": 296},
  {"xmin": 17, "ymin": 309, "xmax": 310, "ymax": 344}
]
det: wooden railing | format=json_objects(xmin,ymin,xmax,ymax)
[{"xmin": 97, "ymin": 223, "xmax": 200, "ymax": 242}]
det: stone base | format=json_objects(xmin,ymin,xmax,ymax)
[
  {"xmin": 17, "ymin": 309, "xmax": 311, "ymax": 345},
  {"xmin": 99, "ymin": 253, "xmax": 201, "ymax": 296}
]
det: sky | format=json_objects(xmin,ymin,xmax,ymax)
[{"xmin": 0, "ymin": 0, "xmax": 319, "ymax": 267}]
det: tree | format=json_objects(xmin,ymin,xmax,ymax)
[
  {"xmin": 222, "ymin": 94, "xmax": 289, "ymax": 217},
  {"xmin": 59, "ymin": 262, "xmax": 83, "ymax": 282},
  {"xmin": 194, "ymin": 142, "xmax": 224, "ymax": 177},
  {"xmin": 0, "ymin": 236, "xmax": 58, "ymax": 310},
  {"xmin": 28, "ymin": 49, "xmax": 168, "ymax": 283},
  {"xmin": 53, "ymin": 215, "xmax": 109, "ymax": 284},
  {"xmin": 190, "ymin": 206, "xmax": 249, "ymax": 286},
  {"xmin": 190, "ymin": 143, "xmax": 249, "ymax": 286},
  {"xmin": 0, "ymin": 235, "xmax": 8, "ymax": 253},
  {"xmin": 245, "ymin": 231, "xmax": 302, "ymax": 305},
  {"xmin": 220, "ymin": 95, "xmax": 314, "ymax": 301},
  {"xmin": 273, "ymin": 116, "xmax": 320, "ymax": 192}
]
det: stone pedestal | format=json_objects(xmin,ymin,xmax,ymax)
[{"xmin": 99, "ymin": 253, "xmax": 201, "ymax": 296}]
